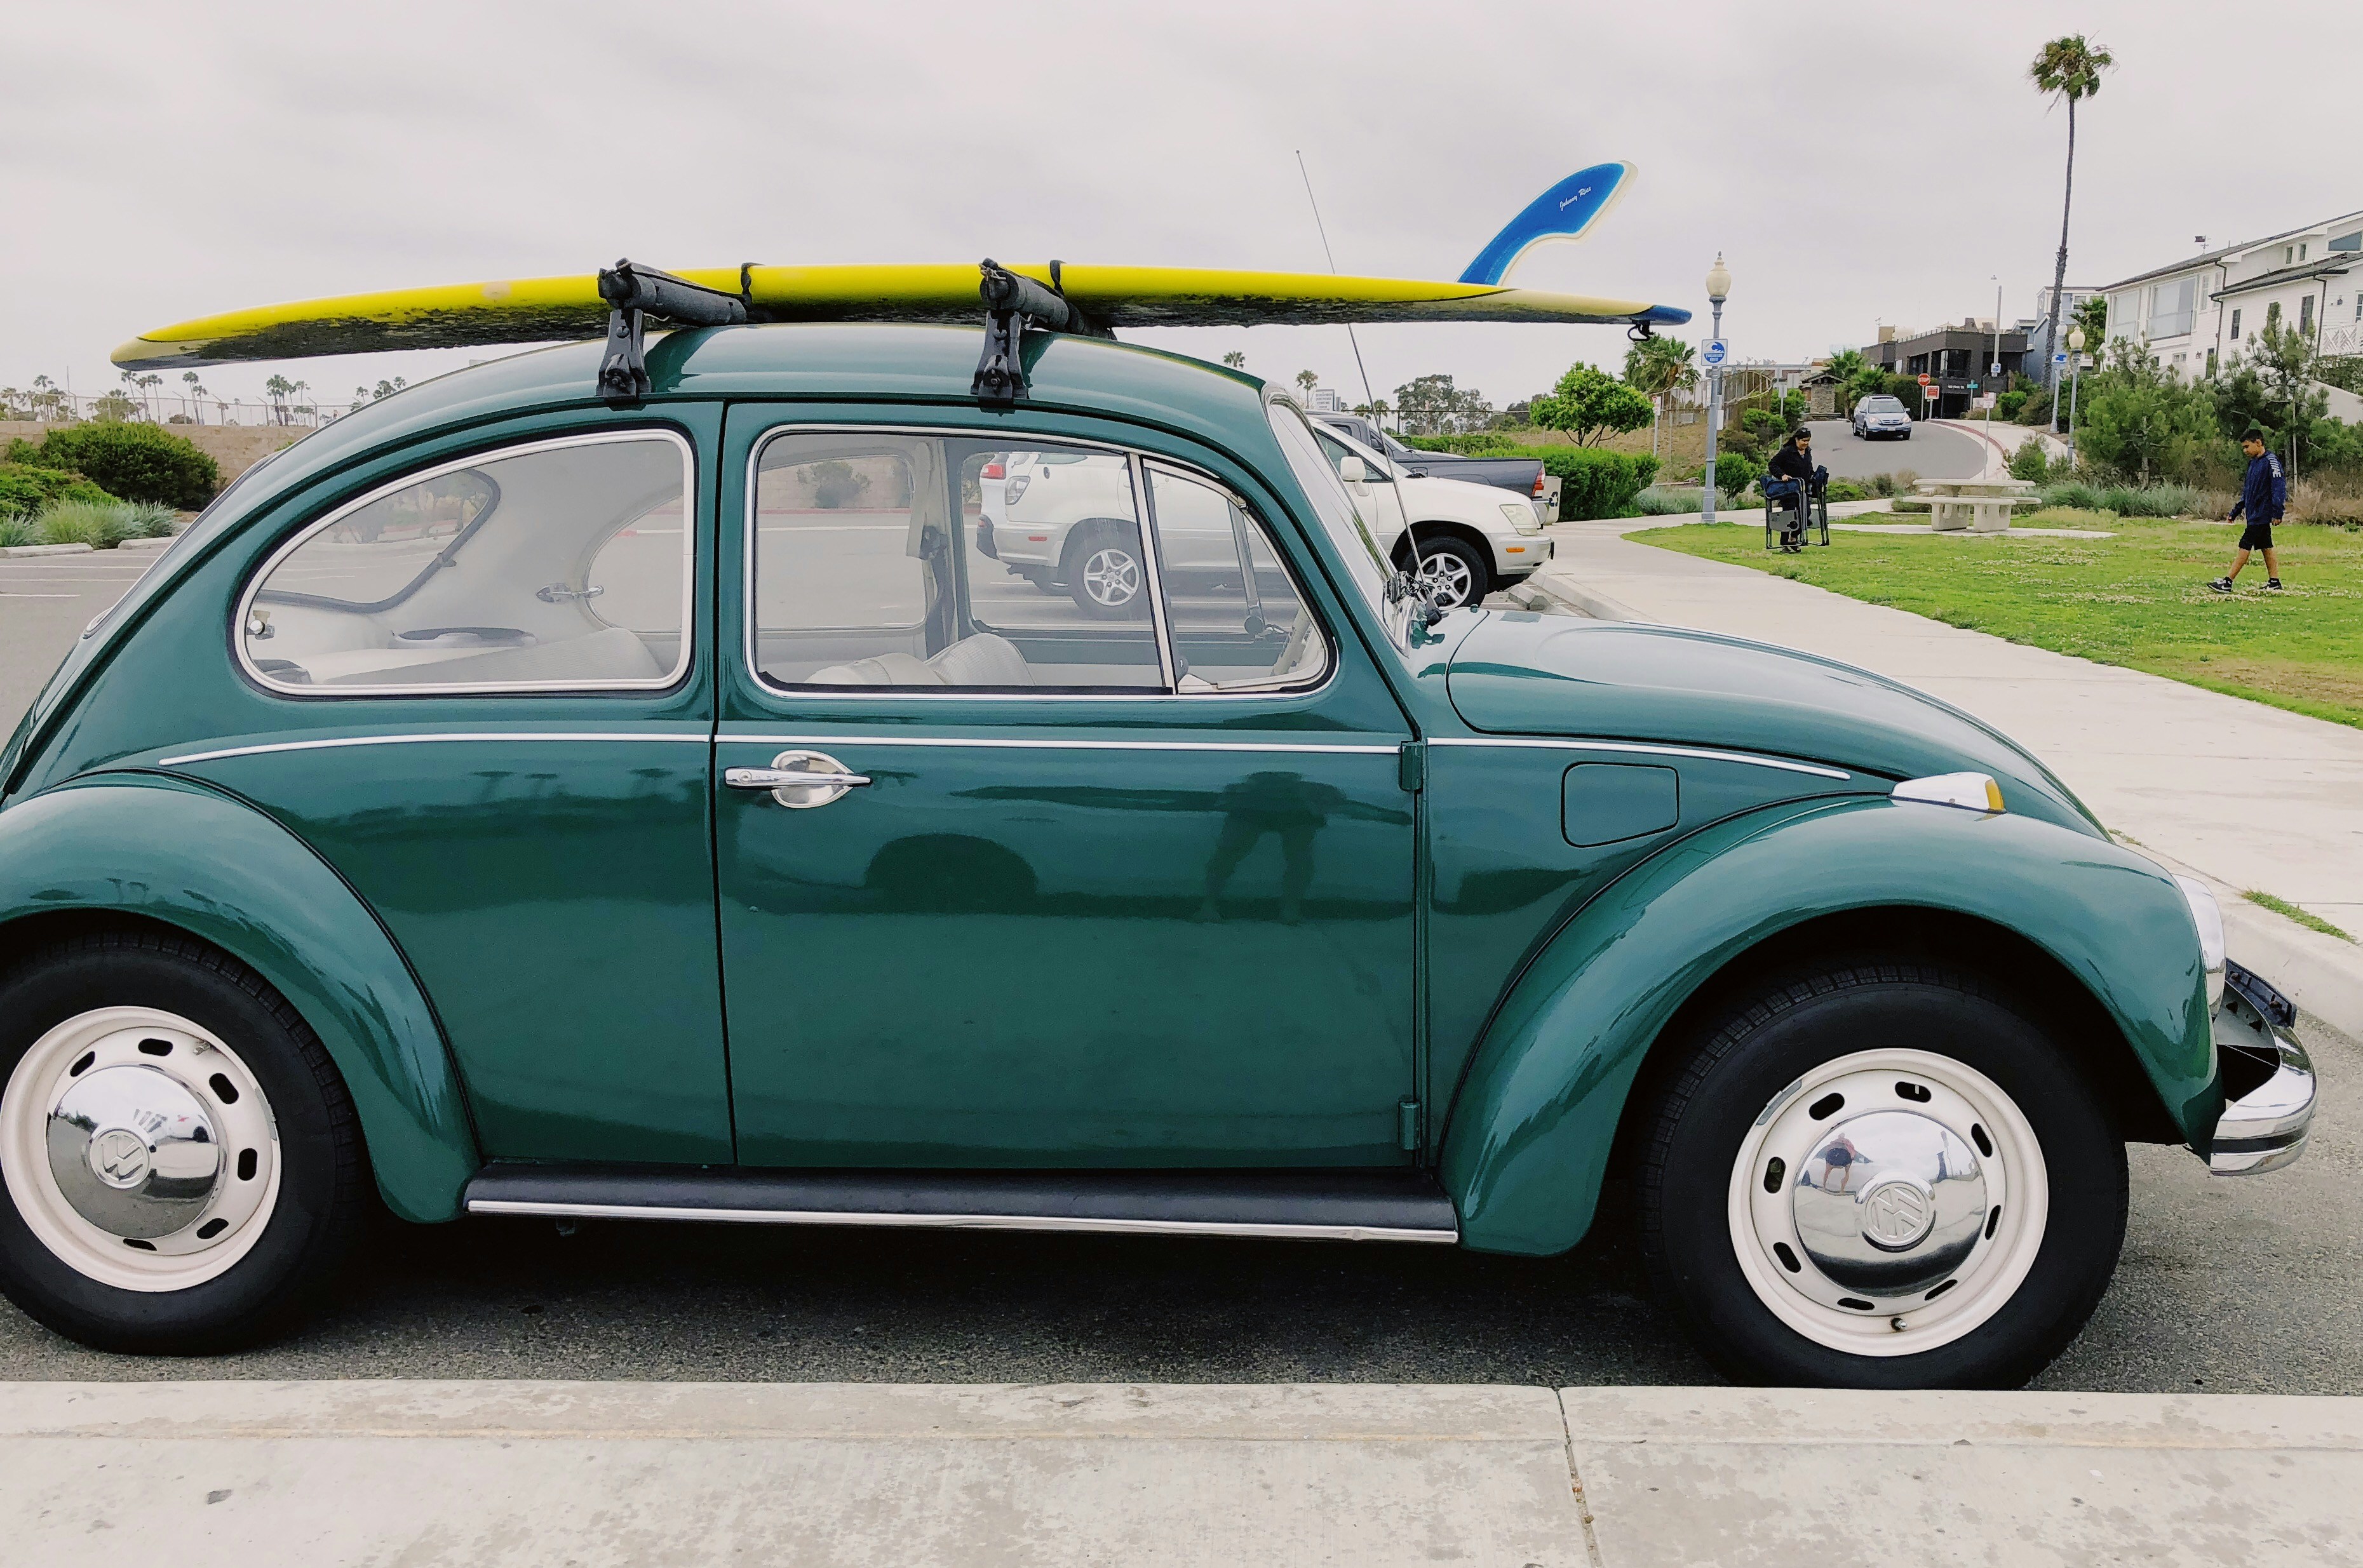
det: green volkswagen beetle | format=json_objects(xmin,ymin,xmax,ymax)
[{"xmin": 0, "ymin": 318, "xmax": 2315, "ymax": 1387}]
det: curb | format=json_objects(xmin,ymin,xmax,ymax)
[
  {"xmin": 114, "ymin": 535, "xmax": 177, "ymax": 553},
  {"xmin": 0, "ymin": 542, "xmax": 92, "ymax": 558},
  {"xmin": 1523, "ymin": 564, "xmax": 1644, "ymax": 622}
]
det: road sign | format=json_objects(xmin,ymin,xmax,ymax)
[
  {"xmin": 1916, "ymin": 373, "xmax": 1931, "ymax": 385},
  {"xmin": 1989, "ymin": 361, "xmax": 2003, "ymax": 376},
  {"xmin": 1702, "ymin": 340, "xmax": 1727, "ymax": 366},
  {"xmin": 1920, "ymin": 382, "xmax": 1938, "ymax": 399},
  {"xmin": 2053, "ymin": 351, "xmax": 2070, "ymax": 366},
  {"xmin": 1967, "ymin": 381, "xmax": 1980, "ymax": 394}
]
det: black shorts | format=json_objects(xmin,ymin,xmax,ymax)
[{"xmin": 2239, "ymin": 519, "xmax": 2275, "ymax": 551}]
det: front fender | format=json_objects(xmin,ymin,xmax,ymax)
[
  {"xmin": 0, "ymin": 774, "xmax": 477, "ymax": 1220},
  {"xmin": 1439, "ymin": 796, "xmax": 2213, "ymax": 1256}
]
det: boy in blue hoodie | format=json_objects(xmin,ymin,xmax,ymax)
[{"xmin": 2209, "ymin": 427, "xmax": 2286, "ymax": 594}]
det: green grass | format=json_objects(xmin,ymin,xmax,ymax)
[
  {"xmin": 2243, "ymin": 890, "xmax": 2355, "ymax": 943},
  {"xmin": 1639, "ymin": 517, "xmax": 2363, "ymax": 729}
]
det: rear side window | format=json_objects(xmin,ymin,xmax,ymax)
[{"xmin": 239, "ymin": 431, "xmax": 692, "ymax": 693}]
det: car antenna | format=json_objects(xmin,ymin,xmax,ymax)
[{"xmin": 1295, "ymin": 151, "xmax": 1441, "ymax": 615}]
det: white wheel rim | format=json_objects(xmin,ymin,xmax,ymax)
[
  {"xmin": 1725, "ymin": 1048, "xmax": 2048, "ymax": 1358},
  {"xmin": 1082, "ymin": 546, "xmax": 1140, "ymax": 606},
  {"xmin": 1, "ymin": 1007, "xmax": 282, "ymax": 1292}
]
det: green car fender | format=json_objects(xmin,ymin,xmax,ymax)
[
  {"xmin": 0, "ymin": 773, "xmax": 478, "ymax": 1221},
  {"xmin": 1439, "ymin": 795, "xmax": 2215, "ymax": 1257}
]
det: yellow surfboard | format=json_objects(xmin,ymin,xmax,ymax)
[{"xmin": 112, "ymin": 262, "xmax": 1690, "ymax": 370}]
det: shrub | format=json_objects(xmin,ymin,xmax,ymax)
[
  {"xmin": 16, "ymin": 422, "xmax": 219, "ymax": 509},
  {"xmin": 36, "ymin": 500, "xmax": 140, "ymax": 549},
  {"xmin": 1400, "ymin": 433, "xmax": 1521, "ymax": 456},
  {"xmin": 1713, "ymin": 451, "xmax": 1754, "ymax": 500},
  {"xmin": 0, "ymin": 460, "xmax": 117, "ymax": 517},
  {"xmin": 0, "ymin": 515, "xmax": 34, "ymax": 547},
  {"xmin": 1403, "ymin": 445, "xmax": 1662, "ymax": 519},
  {"xmin": 1824, "ymin": 480, "xmax": 1868, "ymax": 502},
  {"xmin": 1630, "ymin": 486, "xmax": 1705, "ymax": 516},
  {"xmin": 2097, "ymin": 483, "xmax": 2198, "ymax": 518},
  {"xmin": 2040, "ymin": 479, "xmax": 2107, "ymax": 512},
  {"xmin": 2008, "ymin": 438, "xmax": 2051, "ymax": 483}
]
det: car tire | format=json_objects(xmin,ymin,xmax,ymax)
[
  {"xmin": 1403, "ymin": 533, "xmax": 1489, "ymax": 610},
  {"xmin": 1639, "ymin": 960, "xmax": 2125, "ymax": 1390},
  {"xmin": 1065, "ymin": 523, "xmax": 1148, "ymax": 619},
  {"xmin": 0, "ymin": 929, "xmax": 367, "ymax": 1353}
]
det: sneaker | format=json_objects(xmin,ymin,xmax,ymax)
[
  {"xmin": 2266, "ymin": 578, "xmax": 2285, "ymax": 592},
  {"xmin": 2207, "ymin": 577, "xmax": 2233, "ymax": 594}
]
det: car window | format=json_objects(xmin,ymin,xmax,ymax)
[
  {"xmin": 1267, "ymin": 399, "xmax": 1392, "ymax": 622},
  {"xmin": 239, "ymin": 431, "xmax": 692, "ymax": 692},
  {"xmin": 1143, "ymin": 466, "xmax": 1330, "ymax": 692},
  {"xmin": 749, "ymin": 431, "xmax": 1164, "ymax": 692}
]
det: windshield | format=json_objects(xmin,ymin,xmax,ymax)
[
  {"xmin": 1862, "ymin": 396, "xmax": 1905, "ymax": 412},
  {"xmin": 1267, "ymin": 399, "xmax": 1391, "ymax": 620}
]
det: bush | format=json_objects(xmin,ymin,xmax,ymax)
[
  {"xmin": 14, "ymin": 422, "xmax": 219, "ymax": 509},
  {"xmin": 1824, "ymin": 480, "xmax": 1868, "ymax": 502},
  {"xmin": 0, "ymin": 460, "xmax": 117, "ymax": 518},
  {"xmin": 34, "ymin": 500, "xmax": 142, "ymax": 549},
  {"xmin": 0, "ymin": 515, "xmax": 34, "ymax": 547},
  {"xmin": 1401, "ymin": 445, "xmax": 1662, "ymax": 519},
  {"xmin": 1713, "ymin": 451, "xmax": 1754, "ymax": 500},
  {"xmin": 1630, "ymin": 486, "xmax": 1706, "ymax": 516},
  {"xmin": 2008, "ymin": 438, "xmax": 2050, "ymax": 483},
  {"xmin": 2097, "ymin": 483, "xmax": 2198, "ymax": 518}
]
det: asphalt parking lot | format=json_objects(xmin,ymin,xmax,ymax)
[{"xmin": 1, "ymin": 548, "xmax": 2356, "ymax": 1393}]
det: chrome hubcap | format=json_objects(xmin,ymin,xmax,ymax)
[
  {"xmin": 1725, "ymin": 1049, "xmax": 2048, "ymax": 1357},
  {"xmin": 1791, "ymin": 1111, "xmax": 1986, "ymax": 1297},
  {"xmin": 1, "ymin": 1007, "xmax": 281, "ymax": 1292},
  {"xmin": 1082, "ymin": 547, "xmax": 1140, "ymax": 606},
  {"xmin": 47, "ymin": 1065, "xmax": 224, "ymax": 1238}
]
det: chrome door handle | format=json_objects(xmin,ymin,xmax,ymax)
[{"xmin": 725, "ymin": 749, "xmax": 871, "ymax": 809}]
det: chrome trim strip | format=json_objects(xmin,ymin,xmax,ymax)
[
  {"xmin": 738, "ymin": 422, "xmax": 1337, "ymax": 704},
  {"xmin": 1429, "ymin": 736, "xmax": 1852, "ymax": 780},
  {"xmin": 232, "ymin": 429, "xmax": 701, "ymax": 697},
  {"xmin": 160, "ymin": 732, "xmax": 710, "ymax": 767},
  {"xmin": 466, "ymin": 1197, "xmax": 1458, "ymax": 1243},
  {"xmin": 1128, "ymin": 450, "xmax": 1180, "ymax": 690},
  {"xmin": 716, "ymin": 733, "xmax": 1397, "ymax": 756}
]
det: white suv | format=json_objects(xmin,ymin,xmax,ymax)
[{"xmin": 1303, "ymin": 425, "xmax": 1554, "ymax": 608}]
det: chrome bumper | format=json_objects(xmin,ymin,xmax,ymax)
[{"xmin": 2207, "ymin": 960, "xmax": 2316, "ymax": 1177}]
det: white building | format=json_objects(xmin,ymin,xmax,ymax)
[
  {"xmin": 1307, "ymin": 387, "xmax": 1347, "ymax": 413},
  {"xmin": 2099, "ymin": 209, "xmax": 2363, "ymax": 379}
]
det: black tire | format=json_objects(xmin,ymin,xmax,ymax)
[
  {"xmin": 1639, "ymin": 960, "xmax": 2126, "ymax": 1390},
  {"xmin": 1403, "ymin": 533, "xmax": 1490, "ymax": 610},
  {"xmin": 0, "ymin": 930, "xmax": 367, "ymax": 1353},
  {"xmin": 1064, "ymin": 523, "xmax": 1148, "ymax": 619}
]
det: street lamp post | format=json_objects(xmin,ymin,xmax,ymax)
[
  {"xmin": 1988, "ymin": 276, "xmax": 2003, "ymax": 448},
  {"xmin": 2065, "ymin": 326, "xmax": 2085, "ymax": 469},
  {"xmin": 1701, "ymin": 254, "xmax": 1730, "ymax": 526}
]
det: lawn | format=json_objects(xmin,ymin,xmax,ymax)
[{"xmin": 1638, "ymin": 516, "xmax": 2363, "ymax": 730}]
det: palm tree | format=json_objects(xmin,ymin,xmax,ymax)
[
  {"xmin": 2030, "ymin": 35, "xmax": 2113, "ymax": 420},
  {"xmin": 1295, "ymin": 369, "xmax": 1319, "ymax": 398},
  {"xmin": 182, "ymin": 371, "xmax": 206, "ymax": 424},
  {"xmin": 1623, "ymin": 337, "xmax": 1697, "ymax": 460},
  {"xmin": 1222, "ymin": 351, "xmax": 1246, "ymax": 369},
  {"xmin": 264, "ymin": 375, "xmax": 293, "ymax": 426}
]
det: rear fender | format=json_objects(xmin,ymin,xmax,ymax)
[
  {"xmin": 0, "ymin": 774, "xmax": 477, "ymax": 1220},
  {"xmin": 1439, "ymin": 797, "xmax": 2212, "ymax": 1256}
]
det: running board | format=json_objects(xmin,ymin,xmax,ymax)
[{"xmin": 463, "ymin": 1164, "xmax": 1460, "ymax": 1244}]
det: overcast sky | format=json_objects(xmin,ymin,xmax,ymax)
[{"xmin": 6, "ymin": 1, "xmax": 2357, "ymax": 414}]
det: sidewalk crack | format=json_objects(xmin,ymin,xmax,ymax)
[{"xmin": 1553, "ymin": 1387, "xmax": 1608, "ymax": 1568}]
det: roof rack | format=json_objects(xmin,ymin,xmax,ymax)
[
  {"xmin": 972, "ymin": 259, "xmax": 1102, "ymax": 406},
  {"xmin": 596, "ymin": 259, "xmax": 747, "ymax": 404}
]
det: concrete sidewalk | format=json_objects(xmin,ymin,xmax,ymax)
[
  {"xmin": 1525, "ymin": 521, "xmax": 2363, "ymax": 1038},
  {"xmin": 3, "ymin": 1379, "xmax": 2357, "ymax": 1566}
]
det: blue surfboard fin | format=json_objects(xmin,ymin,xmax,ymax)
[{"xmin": 1459, "ymin": 162, "xmax": 1636, "ymax": 286}]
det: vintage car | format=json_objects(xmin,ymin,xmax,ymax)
[{"xmin": 0, "ymin": 320, "xmax": 2315, "ymax": 1387}]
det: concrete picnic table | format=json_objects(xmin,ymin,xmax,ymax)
[{"xmin": 1916, "ymin": 478, "xmax": 2039, "ymax": 535}]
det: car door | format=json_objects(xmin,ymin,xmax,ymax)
[
  {"xmin": 715, "ymin": 413, "xmax": 1418, "ymax": 1169},
  {"xmin": 175, "ymin": 419, "xmax": 732, "ymax": 1164}
]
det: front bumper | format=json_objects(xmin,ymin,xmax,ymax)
[
  {"xmin": 1498, "ymin": 537, "xmax": 1554, "ymax": 574},
  {"xmin": 2207, "ymin": 960, "xmax": 2316, "ymax": 1177}
]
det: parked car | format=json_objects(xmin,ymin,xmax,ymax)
[
  {"xmin": 1310, "ymin": 412, "xmax": 1552, "ymax": 514},
  {"xmin": 1852, "ymin": 394, "xmax": 1914, "ymax": 441},
  {"xmin": 1304, "ymin": 423, "xmax": 1552, "ymax": 609},
  {"xmin": 0, "ymin": 323, "xmax": 2312, "ymax": 1390}
]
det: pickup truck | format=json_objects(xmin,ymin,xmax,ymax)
[
  {"xmin": 1310, "ymin": 412, "xmax": 1556, "ymax": 516},
  {"xmin": 0, "ymin": 314, "xmax": 2312, "ymax": 1393}
]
